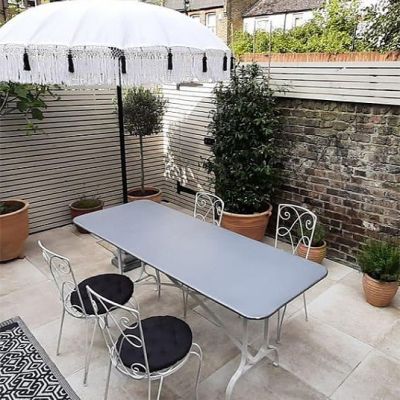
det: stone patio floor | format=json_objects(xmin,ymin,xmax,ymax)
[{"xmin": 1, "ymin": 208, "xmax": 400, "ymax": 400}]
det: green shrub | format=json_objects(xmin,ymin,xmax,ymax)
[
  {"xmin": 296, "ymin": 222, "xmax": 326, "ymax": 247},
  {"xmin": 358, "ymin": 240, "xmax": 400, "ymax": 282},
  {"xmin": 205, "ymin": 64, "xmax": 282, "ymax": 214}
]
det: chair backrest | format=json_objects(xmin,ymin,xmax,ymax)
[
  {"xmin": 86, "ymin": 286, "xmax": 149, "ymax": 378},
  {"xmin": 274, "ymin": 204, "xmax": 317, "ymax": 259},
  {"xmin": 194, "ymin": 192, "xmax": 224, "ymax": 226},
  {"xmin": 38, "ymin": 240, "xmax": 85, "ymax": 316}
]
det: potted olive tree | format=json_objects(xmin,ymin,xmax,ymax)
[
  {"xmin": 69, "ymin": 195, "xmax": 104, "ymax": 234},
  {"xmin": 297, "ymin": 223, "xmax": 327, "ymax": 264},
  {"xmin": 123, "ymin": 87, "xmax": 167, "ymax": 202},
  {"xmin": 205, "ymin": 64, "xmax": 282, "ymax": 241},
  {"xmin": 0, "ymin": 200, "xmax": 29, "ymax": 261},
  {"xmin": 359, "ymin": 239, "xmax": 400, "ymax": 307}
]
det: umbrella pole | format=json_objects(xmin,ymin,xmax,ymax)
[{"xmin": 117, "ymin": 67, "xmax": 128, "ymax": 204}]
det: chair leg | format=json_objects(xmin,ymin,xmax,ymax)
[
  {"xmin": 147, "ymin": 378, "xmax": 152, "ymax": 400},
  {"xmin": 155, "ymin": 269, "xmax": 161, "ymax": 299},
  {"xmin": 156, "ymin": 376, "xmax": 164, "ymax": 400},
  {"xmin": 104, "ymin": 359, "xmax": 112, "ymax": 400},
  {"xmin": 83, "ymin": 318, "xmax": 97, "ymax": 385},
  {"xmin": 303, "ymin": 292, "xmax": 308, "ymax": 322},
  {"xmin": 191, "ymin": 343, "xmax": 203, "ymax": 400},
  {"xmin": 56, "ymin": 307, "xmax": 66, "ymax": 356}
]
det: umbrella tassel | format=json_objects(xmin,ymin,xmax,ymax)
[
  {"xmin": 68, "ymin": 51, "xmax": 74, "ymax": 73},
  {"xmin": 120, "ymin": 54, "xmax": 127, "ymax": 74},
  {"xmin": 230, "ymin": 56, "xmax": 235, "ymax": 70},
  {"xmin": 223, "ymin": 54, "xmax": 228, "ymax": 71},
  {"xmin": 23, "ymin": 51, "xmax": 31, "ymax": 71},
  {"xmin": 168, "ymin": 50, "xmax": 173, "ymax": 70},
  {"xmin": 202, "ymin": 53, "xmax": 207, "ymax": 73}
]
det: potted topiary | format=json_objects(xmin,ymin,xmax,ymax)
[
  {"xmin": 205, "ymin": 64, "xmax": 282, "ymax": 241},
  {"xmin": 69, "ymin": 196, "xmax": 104, "ymax": 234},
  {"xmin": 358, "ymin": 239, "xmax": 400, "ymax": 307},
  {"xmin": 0, "ymin": 199, "xmax": 29, "ymax": 262},
  {"xmin": 297, "ymin": 223, "xmax": 327, "ymax": 264},
  {"xmin": 123, "ymin": 86, "xmax": 167, "ymax": 203}
]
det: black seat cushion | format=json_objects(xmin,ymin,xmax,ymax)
[
  {"xmin": 116, "ymin": 316, "xmax": 193, "ymax": 373},
  {"xmin": 71, "ymin": 273, "xmax": 134, "ymax": 315}
]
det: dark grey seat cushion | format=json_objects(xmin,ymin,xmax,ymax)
[
  {"xmin": 71, "ymin": 273, "xmax": 133, "ymax": 315},
  {"xmin": 116, "ymin": 316, "xmax": 193, "ymax": 372}
]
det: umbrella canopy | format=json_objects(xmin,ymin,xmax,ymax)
[{"xmin": 0, "ymin": 0, "xmax": 231, "ymax": 86}]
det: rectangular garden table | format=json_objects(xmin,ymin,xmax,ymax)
[{"xmin": 74, "ymin": 200, "xmax": 328, "ymax": 399}]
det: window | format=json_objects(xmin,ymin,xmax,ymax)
[
  {"xmin": 255, "ymin": 18, "xmax": 270, "ymax": 32},
  {"xmin": 191, "ymin": 15, "xmax": 201, "ymax": 24},
  {"xmin": 293, "ymin": 13, "xmax": 304, "ymax": 28},
  {"xmin": 206, "ymin": 13, "xmax": 217, "ymax": 33}
]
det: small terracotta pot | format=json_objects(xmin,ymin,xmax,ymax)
[
  {"xmin": 362, "ymin": 274, "xmax": 399, "ymax": 307},
  {"xmin": 70, "ymin": 200, "xmax": 104, "ymax": 234},
  {"xmin": 297, "ymin": 241, "xmax": 327, "ymax": 264},
  {"xmin": 221, "ymin": 204, "xmax": 273, "ymax": 241},
  {"xmin": 128, "ymin": 187, "xmax": 162, "ymax": 203},
  {"xmin": 0, "ymin": 199, "xmax": 29, "ymax": 262}
]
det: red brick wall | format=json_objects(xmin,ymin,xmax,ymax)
[{"xmin": 272, "ymin": 98, "xmax": 400, "ymax": 266}]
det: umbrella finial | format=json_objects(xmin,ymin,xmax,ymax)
[{"xmin": 23, "ymin": 50, "xmax": 31, "ymax": 71}]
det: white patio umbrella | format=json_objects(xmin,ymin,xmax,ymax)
[{"xmin": 0, "ymin": 0, "xmax": 231, "ymax": 201}]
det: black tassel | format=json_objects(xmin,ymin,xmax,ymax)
[
  {"xmin": 230, "ymin": 56, "xmax": 235, "ymax": 71},
  {"xmin": 202, "ymin": 53, "xmax": 208, "ymax": 73},
  {"xmin": 68, "ymin": 51, "xmax": 74, "ymax": 73},
  {"xmin": 23, "ymin": 51, "xmax": 31, "ymax": 71},
  {"xmin": 168, "ymin": 50, "xmax": 173, "ymax": 70},
  {"xmin": 223, "ymin": 54, "xmax": 228, "ymax": 71},
  {"xmin": 120, "ymin": 54, "xmax": 127, "ymax": 74}
]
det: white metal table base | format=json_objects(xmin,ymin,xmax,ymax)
[{"xmin": 189, "ymin": 292, "xmax": 279, "ymax": 400}]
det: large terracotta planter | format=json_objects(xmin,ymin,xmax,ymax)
[
  {"xmin": 221, "ymin": 204, "xmax": 272, "ymax": 241},
  {"xmin": 70, "ymin": 199, "xmax": 104, "ymax": 234},
  {"xmin": 362, "ymin": 274, "xmax": 399, "ymax": 307},
  {"xmin": 297, "ymin": 241, "xmax": 327, "ymax": 264},
  {"xmin": 128, "ymin": 187, "xmax": 162, "ymax": 203},
  {"xmin": 0, "ymin": 199, "xmax": 29, "ymax": 262}
]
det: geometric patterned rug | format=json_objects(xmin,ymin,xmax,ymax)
[{"xmin": 0, "ymin": 317, "xmax": 79, "ymax": 400}]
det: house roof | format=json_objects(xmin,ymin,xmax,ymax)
[
  {"xmin": 243, "ymin": 0, "xmax": 323, "ymax": 17},
  {"xmin": 163, "ymin": 0, "xmax": 225, "ymax": 12}
]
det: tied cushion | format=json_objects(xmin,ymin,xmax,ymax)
[
  {"xmin": 117, "ymin": 316, "xmax": 193, "ymax": 373},
  {"xmin": 71, "ymin": 273, "xmax": 133, "ymax": 315}
]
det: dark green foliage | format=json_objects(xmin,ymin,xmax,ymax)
[
  {"xmin": 363, "ymin": 0, "xmax": 400, "ymax": 52},
  {"xmin": 0, "ymin": 82, "xmax": 58, "ymax": 133},
  {"xmin": 71, "ymin": 197, "xmax": 102, "ymax": 209},
  {"xmin": 0, "ymin": 201, "xmax": 23, "ymax": 215},
  {"xmin": 358, "ymin": 239, "xmax": 400, "ymax": 282},
  {"xmin": 123, "ymin": 87, "xmax": 167, "ymax": 193},
  {"xmin": 233, "ymin": 0, "xmax": 365, "ymax": 55},
  {"xmin": 205, "ymin": 64, "xmax": 282, "ymax": 214}
]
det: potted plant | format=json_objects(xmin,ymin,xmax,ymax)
[
  {"xmin": 297, "ymin": 223, "xmax": 327, "ymax": 264},
  {"xmin": 0, "ymin": 199, "xmax": 29, "ymax": 262},
  {"xmin": 123, "ymin": 86, "xmax": 167, "ymax": 203},
  {"xmin": 358, "ymin": 239, "xmax": 400, "ymax": 307},
  {"xmin": 69, "ymin": 196, "xmax": 104, "ymax": 234},
  {"xmin": 205, "ymin": 64, "xmax": 282, "ymax": 241}
]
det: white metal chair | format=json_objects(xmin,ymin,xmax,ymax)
[
  {"xmin": 274, "ymin": 204, "xmax": 317, "ymax": 342},
  {"xmin": 181, "ymin": 192, "xmax": 225, "ymax": 317},
  {"xmin": 86, "ymin": 285, "xmax": 203, "ymax": 400},
  {"xmin": 38, "ymin": 241, "xmax": 134, "ymax": 384}
]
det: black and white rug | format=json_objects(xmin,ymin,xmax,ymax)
[{"xmin": 0, "ymin": 317, "xmax": 79, "ymax": 400}]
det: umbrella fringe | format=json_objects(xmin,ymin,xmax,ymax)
[{"xmin": 0, "ymin": 45, "xmax": 230, "ymax": 86}]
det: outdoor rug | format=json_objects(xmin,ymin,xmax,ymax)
[{"xmin": 0, "ymin": 317, "xmax": 79, "ymax": 400}]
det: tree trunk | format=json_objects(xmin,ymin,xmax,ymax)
[{"xmin": 139, "ymin": 133, "xmax": 145, "ymax": 194}]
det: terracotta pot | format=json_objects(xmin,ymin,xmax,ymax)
[
  {"xmin": 0, "ymin": 199, "xmax": 29, "ymax": 262},
  {"xmin": 362, "ymin": 274, "xmax": 399, "ymax": 307},
  {"xmin": 221, "ymin": 204, "xmax": 273, "ymax": 241},
  {"xmin": 70, "ymin": 200, "xmax": 104, "ymax": 234},
  {"xmin": 297, "ymin": 241, "xmax": 327, "ymax": 264},
  {"xmin": 128, "ymin": 187, "xmax": 162, "ymax": 203}
]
